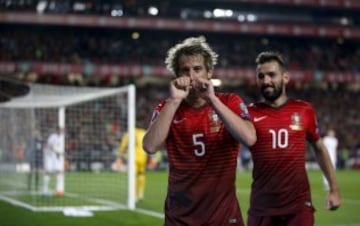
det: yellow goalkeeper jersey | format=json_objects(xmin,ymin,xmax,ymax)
[{"xmin": 118, "ymin": 127, "xmax": 147, "ymax": 164}]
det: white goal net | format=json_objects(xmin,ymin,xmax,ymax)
[{"xmin": 0, "ymin": 83, "xmax": 136, "ymax": 212}]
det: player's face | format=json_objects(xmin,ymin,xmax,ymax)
[
  {"xmin": 177, "ymin": 54, "xmax": 212, "ymax": 95},
  {"xmin": 256, "ymin": 61, "xmax": 288, "ymax": 102}
]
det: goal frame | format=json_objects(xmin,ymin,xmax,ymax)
[{"xmin": 0, "ymin": 83, "xmax": 136, "ymax": 211}]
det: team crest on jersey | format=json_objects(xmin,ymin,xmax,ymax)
[
  {"xmin": 290, "ymin": 112, "xmax": 303, "ymax": 131},
  {"xmin": 208, "ymin": 111, "xmax": 221, "ymax": 132}
]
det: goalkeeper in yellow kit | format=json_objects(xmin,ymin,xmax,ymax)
[{"xmin": 118, "ymin": 127, "xmax": 148, "ymax": 202}]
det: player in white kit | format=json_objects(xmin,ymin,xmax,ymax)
[{"xmin": 43, "ymin": 126, "xmax": 65, "ymax": 196}]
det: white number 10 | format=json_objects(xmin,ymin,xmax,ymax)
[{"xmin": 269, "ymin": 129, "xmax": 288, "ymax": 149}]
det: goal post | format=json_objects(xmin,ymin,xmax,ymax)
[
  {"xmin": 0, "ymin": 83, "xmax": 136, "ymax": 212},
  {"xmin": 127, "ymin": 84, "xmax": 136, "ymax": 210}
]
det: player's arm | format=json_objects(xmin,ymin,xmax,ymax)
[
  {"xmin": 143, "ymin": 98, "xmax": 181, "ymax": 154},
  {"xmin": 49, "ymin": 143, "xmax": 62, "ymax": 158},
  {"xmin": 47, "ymin": 138, "xmax": 56, "ymax": 154},
  {"xmin": 208, "ymin": 95, "xmax": 256, "ymax": 147},
  {"xmin": 47, "ymin": 135, "xmax": 63, "ymax": 157},
  {"xmin": 53, "ymin": 143, "xmax": 61, "ymax": 154},
  {"xmin": 194, "ymin": 77, "xmax": 256, "ymax": 146},
  {"xmin": 306, "ymin": 103, "xmax": 341, "ymax": 210},
  {"xmin": 143, "ymin": 78, "xmax": 188, "ymax": 154},
  {"xmin": 311, "ymin": 139, "xmax": 341, "ymax": 210}
]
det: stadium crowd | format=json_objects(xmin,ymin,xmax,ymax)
[
  {"xmin": 1, "ymin": 0, "xmax": 359, "ymax": 26},
  {"xmin": 1, "ymin": 27, "xmax": 359, "ymax": 73}
]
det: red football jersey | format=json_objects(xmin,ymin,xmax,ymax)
[
  {"xmin": 152, "ymin": 93, "xmax": 250, "ymax": 226},
  {"xmin": 247, "ymin": 98, "xmax": 320, "ymax": 216}
]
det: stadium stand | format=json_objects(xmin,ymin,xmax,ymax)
[{"xmin": 0, "ymin": 0, "xmax": 359, "ymax": 168}]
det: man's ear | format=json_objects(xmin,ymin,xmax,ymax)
[
  {"xmin": 207, "ymin": 70, "xmax": 213, "ymax": 79},
  {"xmin": 283, "ymin": 71, "xmax": 290, "ymax": 84}
]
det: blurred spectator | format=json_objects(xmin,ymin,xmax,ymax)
[{"xmin": 322, "ymin": 128, "xmax": 339, "ymax": 191}]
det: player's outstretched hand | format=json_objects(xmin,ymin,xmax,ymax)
[{"xmin": 0, "ymin": 76, "xmax": 30, "ymax": 102}]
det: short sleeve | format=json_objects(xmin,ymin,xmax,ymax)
[
  {"xmin": 226, "ymin": 93, "xmax": 251, "ymax": 120},
  {"xmin": 305, "ymin": 103, "xmax": 321, "ymax": 142}
]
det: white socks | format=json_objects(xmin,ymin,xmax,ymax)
[
  {"xmin": 56, "ymin": 173, "xmax": 64, "ymax": 193},
  {"xmin": 43, "ymin": 173, "xmax": 65, "ymax": 195},
  {"xmin": 43, "ymin": 174, "xmax": 50, "ymax": 194}
]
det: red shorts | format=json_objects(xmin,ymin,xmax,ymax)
[{"xmin": 248, "ymin": 205, "xmax": 315, "ymax": 226}]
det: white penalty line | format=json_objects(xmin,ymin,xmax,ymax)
[
  {"xmin": 0, "ymin": 191, "xmax": 163, "ymax": 218},
  {"xmin": 134, "ymin": 208, "xmax": 164, "ymax": 219},
  {"xmin": 0, "ymin": 194, "xmax": 38, "ymax": 211}
]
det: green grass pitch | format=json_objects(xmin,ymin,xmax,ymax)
[{"xmin": 1, "ymin": 170, "xmax": 359, "ymax": 226}]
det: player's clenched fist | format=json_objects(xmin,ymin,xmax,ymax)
[
  {"xmin": 170, "ymin": 76, "xmax": 191, "ymax": 100},
  {"xmin": 191, "ymin": 78, "xmax": 215, "ymax": 101}
]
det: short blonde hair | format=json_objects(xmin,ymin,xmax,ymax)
[{"xmin": 165, "ymin": 36, "xmax": 218, "ymax": 75}]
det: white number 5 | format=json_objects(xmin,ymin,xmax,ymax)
[{"xmin": 193, "ymin": 133, "xmax": 205, "ymax": 156}]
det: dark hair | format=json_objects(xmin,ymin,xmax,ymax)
[{"xmin": 255, "ymin": 51, "xmax": 288, "ymax": 71}]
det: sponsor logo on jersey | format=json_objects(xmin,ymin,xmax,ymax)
[
  {"xmin": 173, "ymin": 118, "xmax": 186, "ymax": 124},
  {"xmin": 254, "ymin": 116, "xmax": 267, "ymax": 122}
]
